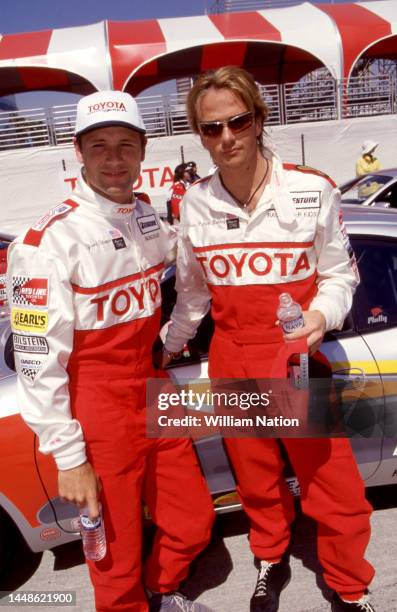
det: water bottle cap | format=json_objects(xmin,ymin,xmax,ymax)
[
  {"xmin": 279, "ymin": 292, "xmax": 292, "ymax": 307},
  {"xmin": 80, "ymin": 514, "xmax": 101, "ymax": 530}
]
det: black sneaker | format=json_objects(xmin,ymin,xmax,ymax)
[
  {"xmin": 250, "ymin": 558, "xmax": 291, "ymax": 612},
  {"xmin": 332, "ymin": 592, "xmax": 376, "ymax": 612},
  {"xmin": 148, "ymin": 591, "xmax": 213, "ymax": 612}
]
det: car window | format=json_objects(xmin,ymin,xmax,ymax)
[
  {"xmin": 351, "ymin": 237, "xmax": 397, "ymax": 332},
  {"xmin": 372, "ymin": 183, "xmax": 397, "ymax": 208},
  {"xmin": 340, "ymin": 175, "xmax": 392, "ymax": 204}
]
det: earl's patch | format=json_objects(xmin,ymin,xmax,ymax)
[{"xmin": 12, "ymin": 308, "xmax": 48, "ymax": 333}]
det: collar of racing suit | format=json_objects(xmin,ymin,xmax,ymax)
[
  {"xmin": 208, "ymin": 153, "xmax": 297, "ymax": 225},
  {"xmin": 72, "ymin": 171, "xmax": 138, "ymax": 220}
]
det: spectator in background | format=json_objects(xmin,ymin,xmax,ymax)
[
  {"xmin": 185, "ymin": 161, "xmax": 201, "ymax": 184},
  {"xmin": 356, "ymin": 141, "xmax": 382, "ymax": 199},
  {"xmin": 167, "ymin": 163, "xmax": 190, "ymax": 224},
  {"xmin": 356, "ymin": 140, "xmax": 381, "ymax": 177}
]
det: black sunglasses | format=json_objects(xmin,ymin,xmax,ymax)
[{"xmin": 199, "ymin": 111, "xmax": 254, "ymax": 138}]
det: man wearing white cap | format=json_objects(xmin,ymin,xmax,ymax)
[{"xmin": 7, "ymin": 90, "xmax": 214, "ymax": 612}]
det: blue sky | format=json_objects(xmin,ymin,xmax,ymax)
[
  {"xmin": 1, "ymin": 0, "xmax": 207, "ymax": 34},
  {"xmin": 1, "ymin": 0, "xmax": 342, "ymax": 35}
]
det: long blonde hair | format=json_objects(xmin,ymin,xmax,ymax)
[{"xmin": 187, "ymin": 66, "xmax": 268, "ymax": 153}]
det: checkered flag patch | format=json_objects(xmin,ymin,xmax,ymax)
[
  {"xmin": 21, "ymin": 368, "xmax": 38, "ymax": 382},
  {"xmin": 12, "ymin": 276, "xmax": 29, "ymax": 305}
]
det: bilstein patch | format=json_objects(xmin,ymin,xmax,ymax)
[{"xmin": 13, "ymin": 334, "xmax": 49, "ymax": 354}]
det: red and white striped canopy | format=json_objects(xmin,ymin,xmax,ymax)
[{"xmin": 0, "ymin": 1, "xmax": 396, "ymax": 96}]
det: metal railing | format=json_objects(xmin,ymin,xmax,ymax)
[
  {"xmin": 0, "ymin": 74, "xmax": 395, "ymax": 151},
  {"xmin": 344, "ymin": 75, "xmax": 395, "ymax": 118},
  {"xmin": 284, "ymin": 78, "xmax": 338, "ymax": 123},
  {"xmin": 50, "ymin": 104, "xmax": 77, "ymax": 145},
  {"xmin": 208, "ymin": 0, "xmax": 349, "ymax": 12},
  {"xmin": 0, "ymin": 107, "xmax": 51, "ymax": 149},
  {"xmin": 258, "ymin": 84, "xmax": 282, "ymax": 125},
  {"xmin": 210, "ymin": 0, "xmax": 307, "ymax": 12}
]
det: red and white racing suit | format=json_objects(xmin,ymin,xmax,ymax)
[
  {"xmin": 165, "ymin": 156, "xmax": 374, "ymax": 601},
  {"xmin": 7, "ymin": 176, "xmax": 214, "ymax": 612}
]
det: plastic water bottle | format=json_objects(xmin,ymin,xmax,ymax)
[
  {"xmin": 277, "ymin": 293, "xmax": 304, "ymax": 333},
  {"xmin": 79, "ymin": 504, "xmax": 107, "ymax": 561}
]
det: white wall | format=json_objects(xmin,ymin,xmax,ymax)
[{"xmin": 1, "ymin": 114, "xmax": 396, "ymax": 236}]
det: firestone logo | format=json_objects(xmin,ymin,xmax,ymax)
[{"xmin": 88, "ymin": 101, "xmax": 127, "ymax": 114}]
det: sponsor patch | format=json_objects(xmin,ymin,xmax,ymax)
[
  {"xmin": 112, "ymin": 237, "xmax": 127, "ymax": 250},
  {"xmin": 40, "ymin": 527, "xmax": 61, "ymax": 541},
  {"xmin": 13, "ymin": 334, "xmax": 49, "ymax": 354},
  {"xmin": 226, "ymin": 218, "xmax": 240, "ymax": 230},
  {"xmin": 0, "ymin": 275, "xmax": 7, "ymax": 305},
  {"xmin": 12, "ymin": 308, "xmax": 48, "ymax": 333},
  {"xmin": 338, "ymin": 211, "xmax": 359, "ymax": 281},
  {"xmin": 12, "ymin": 276, "xmax": 48, "ymax": 306},
  {"xmin": 290, "ymin": 191, "xmax": 321, "ymax": 210},
  {"xmin": 136, "ymin": 214, "xmax": 159, "ymax": 235},
  {"xmin": 18, "ymin": 357, "xmax": 43, "ymax": 381},
  {"xmin": 32, "ymin": 203, "xmax": 73, "ymax": 232},
  {"xmin": 367, "ymin": 307, "xmax": 388, "ymax": 325}
]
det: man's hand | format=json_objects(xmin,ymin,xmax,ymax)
[
  {"xmin": 282, "ymin": 310, "xmax": 326, "ymax": 355},
  {"xmin": 58, "ymin": 461, "xmax": 102, "ymax": 519}
]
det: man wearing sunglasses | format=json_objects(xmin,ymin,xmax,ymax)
[{"xmin": 163, "ymin": 67, "xmax": 375, "ymax": 612}]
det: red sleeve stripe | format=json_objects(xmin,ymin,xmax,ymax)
[
  {"xmin": 193, "ymin": 241, "xmax": 314, "ymax": 253},
  {"xmin": 135, "ymin": 191, "xmax": 151, "ymax": 205},
  {"xmin": 23, "ymin": 199, "xmax": 79, "ymax": 247},
  {"xmin": 72, "ymin": 262, "xmax": 164, "ymax": 294},
  {"xmin": 283, "ymin": 163, "xmax": 336, "ymax": 188}
]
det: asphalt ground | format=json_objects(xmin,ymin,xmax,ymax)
[{"xmin": 0, "ymin": 486, "xmax": 396, "ymax": 611}]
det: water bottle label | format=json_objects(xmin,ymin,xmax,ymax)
[
  {"xmin": 80, "ymin": 515, "xmax": 102, "ymax": 530},
  {"xmin": 282, "ymin": 316, "xmax": 304, "ymax": 333}
]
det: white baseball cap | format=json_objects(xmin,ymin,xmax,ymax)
[
  {"xmin": 362, "ymin": 140, "xmax": 378, "ymax": 155},
  {"xmin": 75, "ymin": 90, "xmax": 146, "ymax": 137}
]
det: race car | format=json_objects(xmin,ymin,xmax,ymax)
[
  {"xmin": 340, "ymin": 168, "xmax": 397, "ymax": 208},
  {"xmin": 1, "ymin": 205, "xmax": 397, "ymax": 565}
]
